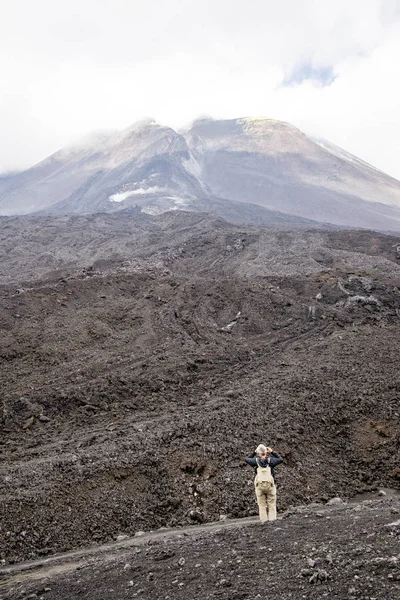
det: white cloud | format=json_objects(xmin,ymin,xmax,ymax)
[{"xmin": 0, "ymin": 0, "xmax": 399, "ymax": 179}]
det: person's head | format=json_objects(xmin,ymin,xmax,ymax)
[{"xmin": 256, "ymin": 444, "xmax": 267, "ymax": 457}]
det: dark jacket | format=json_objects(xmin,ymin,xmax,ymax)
[{"xmin": 246, "ymin": 451, "xmax": 283, "ymax": 482}]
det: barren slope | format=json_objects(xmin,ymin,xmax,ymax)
[
  {"xmin": 1, "ymin": 212, "xmax": 400, "ymax": 564},
  {"xmin": 2, "ymin": 117, "xmax": 400, "ymax": 231},
  {"xmin": 187, "ymin": 118, "xmax": 400, "ymax": 231}
]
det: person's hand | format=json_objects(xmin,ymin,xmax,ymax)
[{"xmin": 266, "ymin": 447, "xmax": 273, "ymax": 453}]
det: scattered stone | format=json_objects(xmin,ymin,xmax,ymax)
[
  {"xmin": 308, "ymin": 571, "xmax": 319, "ymax": 584},
  {"xmin": 154, "ymin": 549, "xmax": 175, "ymax": 561},
  {"xmin": 221, "ymin": 311, "xmax": 241, "ymax": 332},
  {"xmin": 178, "ymin": 557, "xmax": 185, "ymax": 566},
  {"xmin": 300, "ymin": 568, "xmax": 312, "ymax": 577},
  {"xmin": 127, "ymin": 580, "xmax": 134, "ymax": 587},
  {"xmin": 22, "ymin": 416, "xmax": 35, "ymax": 430},
  {"xmin": 189, "ymin": 510, "xmax": 204, "ymax": 523},
  {"xmin": 38, "ymin": 414, "xmax": 51, "ymax": 423},
  {"xmin": 316, "ymin": 292, "xmax": 323, "ymax": 300},
  {"xmin": 308, "ymin": 305, "xmax": 316, "ymax": 319},
  {"xmin": 309, "ymin": 569, "xmax": 329, "ymax": 584},
  {"xmin": 378, "ymin": 490, "xmax": 387, "ymax": 497},
  {"xmin": 385, "ymin": 519, "xmax": 400, "ymax": 530},
  {"xmin": 327, "ymin": 497, "xmax": 345, "ymax": 506},
  {"xmin": 307, "ymin": 558, "xmax": 316, "ymax": 567},
  {"xmin": 135, "ymin": 531, "xmax": 145, "ymax": 537},
  {"xmin": 319, "ymin": 569, "xmax": 329, "ymax": 581}
]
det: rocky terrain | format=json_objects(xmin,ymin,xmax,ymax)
[
  {"xmin": 1, "ymin": 211, "xmax": 399, "ymax": 572},
  {"xmin": 1, "ymin": 494, "xmax": 399, "ymax": 600},
  {"xmin": 1, "ymin": 117, "xmax": 400, "ymax": 231}
]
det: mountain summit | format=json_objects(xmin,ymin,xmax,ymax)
[{"xmin": 1, "ymin": 117, "xmax": 400, "ymax": 231}]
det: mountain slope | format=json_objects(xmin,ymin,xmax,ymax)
[
  {"xmin": 0, "ymin": 122, "xmax": 191, "ymax": 215},
  {"xmin": 1, "ymin": 212, "xmax": 400, "ymax": 564},
  {"xmin": 186, "ymin": 117, "xmax": 400, "ymax": 230},
  {"xmin": 1, "ymin": 117, "xmax": 400, "ymax": 230}
]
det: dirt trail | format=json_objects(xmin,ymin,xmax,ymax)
[
  {"xmin": 1, "ymin": 495, "xmax": 399, "ymax": 600},
  {"xmin": 0, "ymin": 516, "xmax": 258, "ymax": 584},
  {"xmin": 3, "ymin": 489, "xmax": 398, "ymax": 585}
]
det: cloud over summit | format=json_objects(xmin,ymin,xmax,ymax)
[{"xmin": 0, "ymin": 0, "xmax": 399, "ymax": 179}]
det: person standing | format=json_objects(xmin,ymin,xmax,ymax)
[{"xmin": 246, "ymin": 444, "xmax": 283, "ymax": 522}]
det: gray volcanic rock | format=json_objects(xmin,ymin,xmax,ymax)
[
  {"xmin": 1, "ymin": 117, "xmax": 400, "ymax": 231},
  {"xmin": 1, "ymin": 211, "xmax": 400, "ymax": 565},
  {"xmin": 1, "ymin": 497, "xmax": 399, "ymax": 600},
  {"xmin": 1, "ymin": 211, "xmax": 399, "ymax": 285},
  {"xmin": 186, "ymin": 117, "xmax": 400, "ymax": 231},
  {"xmin": 0, "ymin": 122, "xmax": 194, "ymax": 215}
]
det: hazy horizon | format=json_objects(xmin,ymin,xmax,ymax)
[{"xmin": 1, "ymin": 1, "xmax": 399, "ymax": 179}]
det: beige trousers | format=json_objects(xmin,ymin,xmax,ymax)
[{"xmin": 255, "ymin": 481, "xmax": 277, "ymax": 522}]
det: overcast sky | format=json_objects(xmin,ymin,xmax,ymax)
[{"xmin": 1, "ymin": 0, "xmax": 400, "ymax": 178}]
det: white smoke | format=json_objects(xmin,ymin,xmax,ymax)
[{"xmin": 109, "ymin": 186, "xmax": 166, "ymax": 202}]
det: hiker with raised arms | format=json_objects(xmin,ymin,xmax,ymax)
[{"xmin": 246, "ymin": 444, "xmax": 283, "ymax": 522}]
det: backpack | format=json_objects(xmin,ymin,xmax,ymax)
[{"xmin": 255, "ymin": 458, "xmax": 274, "ymax": 490}]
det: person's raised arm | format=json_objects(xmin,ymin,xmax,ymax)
[
  {"xmin": 245, "ymin": 450, "xmax": 257, "ymax": 466},
  {"xmin": 267, "ymin": 448, "xmax": 283, "ymax": 466}
]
